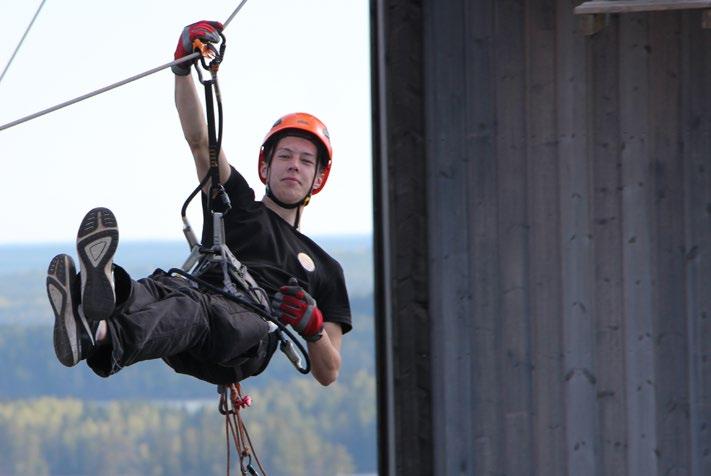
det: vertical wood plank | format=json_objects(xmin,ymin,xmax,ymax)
[
  {"xmin": 495, "ymin": 1, "xmax": 534, "ymax": 473},
  {"xmin": 371, "ymin": 3, "xmax": 396, "ymax": 473},
  {"xmin": 527, "ymin": 0, "xmax": 566, "ymax": 474},
  {"xmin": 589, "ymin": 15, "xmax": 629, "ymax": 476},
  {"xmin": 373, "ymin": 1, "xmax": 433, "ymax": 474},
  {"xmin": 681, "ymin": 10, "xmax": 711, "ymax": 476},
  {"xmin": 558, "ymin": 0, "xmax": 599, "ymax": 474},
  {"xmin": 618, "ymin": 12, "xmax": 659, "ymax": 476},
  {"xmin": 648, "ymin": 11, "xmax": 691, "ymax": 476},
  {"xmin": 425, "ymin": 0, "xmax": 473, "ymax": 474},
  {"xmin": 464, "ymin": 0, "xmax": 504, "ymax": 474}
]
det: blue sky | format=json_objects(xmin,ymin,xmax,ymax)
[{"xmin": 0, "ymin": 0, "xmax": 372, "ymax": 244}]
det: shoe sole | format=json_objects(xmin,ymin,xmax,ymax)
[
  {"xmin": 77, "ymin": 207, "xmax": 118, "ymax": 321},
  {"xmin": 47, "ymin": 254, "xmax": 91, "ymax": 367}
]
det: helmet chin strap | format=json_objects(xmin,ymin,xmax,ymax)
[
  {"xmin": 264, "ymin": 165, "xmax": 317, "ymax": 228},
  {"xmin": 265, "ymin": 185, "xmax": 303, "ymax": 209}
]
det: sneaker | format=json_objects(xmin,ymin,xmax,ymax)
[
  {"xmin": 46, "ymin": 254, "xmax": 98, "ymax": 367},
  {"xmin": 76, "ymin": 207, "xmax": 118, "ymax": 321}
]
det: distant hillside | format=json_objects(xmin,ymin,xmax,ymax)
[
  {"xmin": 0, "ymin": 235, "xmax": 372, "ymax": 325},
  {"xmin": 0, "ymin": 309, "xmax": 373, "ymax": 400},
  {"xmin": 0, "ymin": 236, "xmax": 375, "ymax": 395}
]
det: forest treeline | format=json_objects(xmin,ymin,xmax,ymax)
[{"xmin": 0, "ymin": 370, "xmax": 375, "ymax": 476}]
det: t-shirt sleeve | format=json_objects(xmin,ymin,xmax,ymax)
[
  {"xmin": 317, "ymin": 260, "xmax": 352, "ymax": 334},
  {"xmin": 201, "ymin": 166, "xmax": 257, "ymax": 245},
  {"xmin": 222, "ymin": 165, "xmax": 257, "ymax": 210}
]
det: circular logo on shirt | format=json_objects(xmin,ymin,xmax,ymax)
[{"xmin": 297, "ymin": 252, "xmax": 316, "ymax": 272}]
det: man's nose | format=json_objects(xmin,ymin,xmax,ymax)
[{"xmin": 287, "ymin": 157, "xmax": 300, "ymax": 170}]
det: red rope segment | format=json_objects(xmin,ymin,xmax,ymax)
[{"xmin": 220, "ymin": 383, "xmax": 266, "ymax": 476}]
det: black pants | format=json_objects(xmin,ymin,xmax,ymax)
[{"xmin": 87, "ymin": 268, "xmax": 274, "ymax": 384}]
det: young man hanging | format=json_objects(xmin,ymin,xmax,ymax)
[{"xmin": 45, "ymin": 21, "xmax": 352, "ymax": 386}]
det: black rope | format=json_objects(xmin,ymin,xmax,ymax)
[
  {"xmin": 203, "ymin": 77, "xmax": 223, "ymax": 212},
  {"xmin": 181, "ymin": 173, "xmax": 210, "ymax": 218},
  {"xmin": 193, "ymin": 33, "xmax": 230, "ymax": 215}
]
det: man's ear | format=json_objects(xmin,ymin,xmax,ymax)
[
  {"xmin": 312, "ymin": 168, "xmax": 325, "ymax": 191},
  {"xmin": 259, "ymin": 160, "xmax": 268, "ymax": 182}
]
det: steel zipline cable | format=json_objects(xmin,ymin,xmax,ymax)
[
  {"xmin": 0, "ymin": 0, "xmax": 250, "ymax": 133},
  {"xmin": 0, "ymin": 0, "xmax": 48, "ymax": 87}
]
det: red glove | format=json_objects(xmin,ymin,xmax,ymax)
[
  {"xmin": 172, "ymin": 20, "xmax": 224, "ymax": 76},
  {"xmin": 271, "ymin": 279, "xmax": 324, "ymax": 342}
]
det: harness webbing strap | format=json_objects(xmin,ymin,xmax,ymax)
[{"xmin": 202, "ymin": 78, "xmax": 225, "ymax": 213}]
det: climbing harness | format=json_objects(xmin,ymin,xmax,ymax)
[
  {"xmin": 0, "ymin": 0, "xmax": 250, "ymax": 132},
  {"xmin": 162, "ymin": 30, "xmax": 311, "ymax": 476},
  {"xmin": 165, "ymin": 34, "xmax": 310, "ymax": 377}
]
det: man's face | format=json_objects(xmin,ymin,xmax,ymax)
[{"xmin": 262, "ymin": 135, "xmax": 322, "ymax": 205}]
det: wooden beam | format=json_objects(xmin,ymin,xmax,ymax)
[{"xmin": 575, "ymin": 0, "xmax": 711, "ymax": 15}]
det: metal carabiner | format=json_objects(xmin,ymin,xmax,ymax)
[
  {"xmin": 218, "ymin": 385, "xmax": 234, "ymax": 415},
  {"xmin": 242, "ymin": 454, "xmax": 260, "ymax": 476},
  {"xmin": 193, "ymin": 31, "xmax": 226, "ymax": 75}
]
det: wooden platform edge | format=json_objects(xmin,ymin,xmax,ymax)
[{"xmin": 574, "ymin": 0, "xmax": 711, "ymax": 15}]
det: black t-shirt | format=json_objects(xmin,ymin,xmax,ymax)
[{"xmin": 201, "ymin": 166, "xmax": 352, "ymax": 334}]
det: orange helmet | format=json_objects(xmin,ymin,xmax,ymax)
[{"xmin": 258, "ymin": 112, "xmax": 333, "ymax": 195}]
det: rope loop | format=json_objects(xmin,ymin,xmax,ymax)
[{"xmin": 220, "ymin": 383, "xmax": 267, "ymax": 476}]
